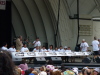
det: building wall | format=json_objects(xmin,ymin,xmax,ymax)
[{"xmin": 12, "ymin": 0, "xmax": 78, "ymax": 49}]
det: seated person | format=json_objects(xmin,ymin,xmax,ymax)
[
  {"xmin": 33, "ymin": 46, "xmax": 40, "ymax": 52},
  {"xmin": 1, "ymin": 42, "xmax": 9, "ymax": 51},
  {"xmin": 65, "ymin": 47, "xmax": 71, "ymax": 52},
  {"xmin": 9, "ymin": 45, "xmax": 16, "ymax": 52},
  {"xmin": 48, "ymin": 45, "xmax": 53, "ymax": 52},
  {"xmin": 58, "ymin": 46, "xmax": 64, "ymax": 62},
  {"xmin": 41, "ymin": 46, "xmax": 47, "ymax": 52},
  {"xmin": 58, "ymin": 46, "xmax": 64, "ymax": 52},
  {"xmin": 52, "ymin": 47, "xmax": 58, "ymax": 52},
  {"xmin": 21, "ymin": 44, "xmax": 29, "ymax": 52},
  {"xmin": 66, "ymin": 47, "xmax": 75, "ymax": 63}
]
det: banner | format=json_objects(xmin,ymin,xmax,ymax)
[
  {"xmin": 0, "ymin": 0, "xmax": 6, "ymax": 10},
  {"xmin": 11, "ymin": 52, "xmax": 91, "ymax": 58}
]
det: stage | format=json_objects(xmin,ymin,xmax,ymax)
[{"xmin": 27, "ymin": 62, "xmax": 100, "ymax": 70}]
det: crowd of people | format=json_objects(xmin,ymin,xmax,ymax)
[
  {"xmin": 0, "ymin": 49, "xmax": 100, "ymax": 75},
  {"xmin": 0, "ymin": 36, "xmax": 100, "ymax": 75},
  {"xmin": 1, "ymin": 36, "xmax": 100, "ymax": 62}
]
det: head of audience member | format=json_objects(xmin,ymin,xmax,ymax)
[
  {"xmin": 0, "ymin": 49, "xmax": 12, "ymax": 59},
  {"xmin": 72, "ymin": 67, "xmax": 78, "ymax": 75},
  {"xmin": 82, "ymin": 39, "xmax": 85, "ymax": 43},
  {"xmin": 36, "ymin": 46, "xmax": 39, "ymax": 50},
  {"xmin": 31, "ymin": 71, "xmax": 38, "ymax": 75},
  {"xmin": 29, "ymin": 68, "xmax": 34, "ymax": 73},
  {"xmin": 67, "ymin": 47, "xmax": 71, "ymax": 50},
  {"xmin": 42, "ymin": 66, "xmax": 46, "ymax": 71},
  {"xmin": 59, "ymin": 46, "xmax": 63, "ymax": 49},
  {"xmin": 83, "ymin": 67, "xmax": 88, "ymax": 70},
  {"xmin": 36, "ymin": 37, "xmax": 39, "ymax": 41},
  {"xmin": 3, "ymin": 42, "xmax": 7, "ymax": 47},
  {"xmin": 21, "ymin": 59, "xmax": 26, "ymax": 65},
  {"xmin": 49, "ymin": 45, "xmax": 53, "ymax": 50},
  {"xmin": 64, "ymin": 46, "xmax": 67, "ymax": 50},
  {"xmin": 40, "ymin": 67, "xmax": 45, "ymax": 71},
  {"xmin": 53, "ymin": 67, "xmax": 59, "ymax": 72},
  {"xmin": 47, "ymin": 60, "xmax": 54, "ymax": 65},
  {"xmin": 52, "ymin": 70, "xmax": 61, "ymax": 75},
  {"xmin": 93, "ymin": 68, "xmax": 100, "ymax": 75},
  {"xmin": 25, "ymin": 70, "xmax": 31, "ymax": 75},
  {"xmin": 0, "ymin": 50, "xmax": 15, "ymax": 75},
  {"xmin": 86, "ymin": 69, "xmax": 91, "ymax": 75}
]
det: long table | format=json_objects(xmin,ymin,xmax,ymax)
[{"xmin": 11, "ymin": 52, "xmax": 91, "ymax": 58}]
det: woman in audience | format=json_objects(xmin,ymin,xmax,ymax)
[
  {"xmin": 93, "ymin": 68, "xmax": 100, "ymax": 75},
  {"xmin": 31, "ymin": 71, "xmax": 38, "ymax": 75},
  {"xmin": 53, "ymin": 70, "xmax": 61, "ymax": 75},
  {"xmin": 0, "ymin": 50, "xmax": 16, "ymax": 75},
  {"xmin": 38, "ymin": 67, "xmax": 47, "ymax": 75},
  {"xmin": 19, "ymin": 59, "xmax": 28, "ymax": 71},
  {"xmin": 46, "ymin": 60, "xmax": 55, "ymax": 71}
]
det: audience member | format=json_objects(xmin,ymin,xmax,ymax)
[
  {"xmin": 0, "ymin": 50, "xmax": 16, "ymax": 75},
  {"xmin": 19, "ymin": 59, "xmax": 28, "ymax": 71},
  {"xmin": 38, "ymin": 67, "xmax": 47, "ymax": 75}
]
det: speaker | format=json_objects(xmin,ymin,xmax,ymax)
[
  {"xmin": 51, "ymin": 57, "xmax": 62, "ymax": 64},
  {"xmin": 82, "ymin": 57, "xmax": 91, "ymax": 63},
  {"xmin": 95, "ymin": 57, "xmax": 100, "ymax": 63}
]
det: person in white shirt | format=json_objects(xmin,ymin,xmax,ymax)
[
  {"xmin": 33, "ymin": 37, "xmax": 41, "ymax": 49},
  {"xmin": 21, "ymin": 44, "xmax": 29, "ymax": 52},
  {"xmin": 9, "ymin": 45, "xmax": 16, "ymax": 52},
  {"xmin": 58, "ymin": 46, "xmax": 64, "ymax": 62},
  {"xmin": 41, "ymin": 46, "xmax": 47, "ymax": 52},
  {"xmin": 92, "ymin": 37, "xmax": 99, "ymax": 62},
  {"xmin": 67, "ymin": 47, "xmax": 75, "ymax": 63},
  {"xmin": 48, "ymin": 45, "xmax": 53, "ymax": 52},
  {"xmin": 65, "ymin": 46, "xmax": 72, "ymax": 62},
  {"xmin": 1, "ymin": 42, "xmax": 9, "ymax": 51},
  {"xmin": 52, "ymin": 47, "xmax": 58, "ymax": 52},
  {"xmin": 33, "ymin": 46, "xmax": 40, "ymax": 52},
  {"xmin": 58, "ymin": 46, "xmax": 64, "ymax": 52},
  {"xmin": 98, "ymin": 39, "xmax": 100, "ymax": 54},
  {"xmin": 63, "ymin": 46, "xmax": 67, "ymax": 52},
  {"xmin": 80, "ymin": 39, "xmax": 89, "ymax": 52}
]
